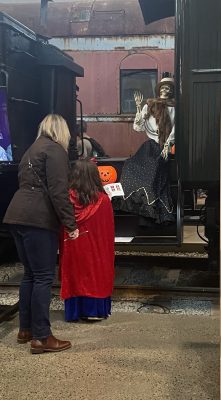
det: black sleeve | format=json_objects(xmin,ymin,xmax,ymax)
[{"xmin": 46, "ymin": 144, "xmax": 77, "ymax": 231}]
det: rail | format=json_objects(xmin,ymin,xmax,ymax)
[{"xmin": 0, "ymin": 253, "xmax": 219, "ymax": 323}]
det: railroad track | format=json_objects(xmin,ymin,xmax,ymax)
[
  {"xmin": 0, "ymin": 254, "xmax": 219, "ymax": 323},
  {"xmin": 113, "ymin": 254, "xmax": 219, "ymax": 299}
]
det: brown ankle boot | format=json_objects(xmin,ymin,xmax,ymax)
[
  {"xmin": 17, "ymin": 330, "xmax": 32, "ymax": 344},
  {"xmin": 30, "ymin": 335, "xmax": 72, "ymax": 354}
]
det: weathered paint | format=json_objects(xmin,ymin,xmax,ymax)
[
  {"xmin": 50, "ymin": 35, "xmax": 175, "ymax": 51},
  {"xmin": 0, "ymin": 0, "xmax": 175, "ymax": 158},
  {"xmin": 0, "ymin": 2, "xmax": 175, "ymax": 37},
  {"xmin": 85, "ymin": 121, "xmax": 147, "ymax": 157},
  {"xmin": 77, "ymin": 116, "xmax": 134, "ymax": 122},
  {"xmin": 72, "ymin": 50, "xmax": 174, "ymax": 116},
  {"xmin": 72, "ymin": 49, "xmax": 174, "ymax": 157}
]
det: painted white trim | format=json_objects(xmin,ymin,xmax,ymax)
[
  {"xmin": 77, "ymin": 116, "xmax": 135, "ymax": 122},
  {"xmin": 50, "ymin": 35, "xmax": 175, "ymax": 51}
]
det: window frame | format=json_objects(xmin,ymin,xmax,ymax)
[{"xmin": 120, "ymin": 68, "xmax": 158, "ymax": 115}]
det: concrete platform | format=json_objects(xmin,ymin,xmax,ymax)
[
  {"xmin": 183, "ymin": 225, "xmax": 205, "ymax": 244},
  {"xmin": 0, "ymin": 312, "xmax": 219, "ymax": 400},
  {"xmin": 115, "ymin": 225, "xmax": 207, "ymax": 254}
]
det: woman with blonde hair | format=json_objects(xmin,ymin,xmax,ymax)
[{"xmin": 4, "ymin": 114, "xmax": 79, "ymax": 354}]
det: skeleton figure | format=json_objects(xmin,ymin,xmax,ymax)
[
  {"xmin": 112, "ymin": 77, "xmax": 176, "ymax": 223},
  {"xmin": 133, "ymin": 77, "xmax": 175, "ymax": 160}
]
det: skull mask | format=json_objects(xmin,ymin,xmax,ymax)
[{"xmin": 159, "ymin": 84, "xmax": 173, "ymax": 99}]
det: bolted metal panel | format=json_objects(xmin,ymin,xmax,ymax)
[{"xmin": 175, "ymin": 0, "xmax": 221, "ymax": 187}]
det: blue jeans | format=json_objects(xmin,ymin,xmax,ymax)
[{"xmin": 10, "ymin": 225, "xmax": 58, "ymax": 340}]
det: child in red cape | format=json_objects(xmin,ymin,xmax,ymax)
[{"xmin": 59, "ymin": 159, "xmax": 115, "ymax": 321}]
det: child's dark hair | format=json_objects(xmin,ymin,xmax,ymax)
[{"xmin": 70, "ymin": 160, "xmax": 105, "ymax": 206}]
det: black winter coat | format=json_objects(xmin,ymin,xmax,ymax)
[{"xmin": 3, "ymin": 136, "xmax": 77, "ymax": 233}]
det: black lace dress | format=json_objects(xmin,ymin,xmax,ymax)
[{"xmin": 112, "ymin": 139, "xmax": 174, "ymax": 224}]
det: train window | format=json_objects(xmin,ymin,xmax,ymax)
[
  {"xmin": 120, "ymin": 69, "xmax": 157, "ymax": 114},
  {"xmin": 70, "ymin": 9, "xmax": 91, "ymax": 22}
]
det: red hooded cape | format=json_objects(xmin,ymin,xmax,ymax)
[{"xmin": 60, "ymin": 190, "xmax": 115, "ymax": 300}]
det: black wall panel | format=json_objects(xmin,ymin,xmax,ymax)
[{"xmin": 175, "ymin": 0, "xmax": 221, "ymax": 187}]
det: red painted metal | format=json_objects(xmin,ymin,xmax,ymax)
[
  {"xmin": 0, "ymin": 1, "xmax": 175, "ymax": 37},
  {"xmin": 74, "ymin": 50, "xmax": 174, "ymax": 115},
  {"xmin": 86, "ymin": 122, "xmax": 147, "ymax": 157},
  {"xmin": 73, "ymin": 49, "xmax": 174, "ymax": 156},
  {"xmin": 0, "ymin": 1, "xmax": 175, "ymax": 157}
]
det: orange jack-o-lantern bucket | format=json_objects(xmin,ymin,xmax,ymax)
[
  {"xmin": 171, "ymin": 144, "xmax": 175, "ymax": 155},
  {"xmin": 98, "ymin": 165, "xmax": 117, "ymax": 185}
]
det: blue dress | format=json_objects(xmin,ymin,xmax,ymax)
[{"xmin": 65, "ymin": 296, "xmax": 111, "ymax": 321}]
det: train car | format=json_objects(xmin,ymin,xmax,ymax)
[
  {"xmin": 0, "ymin": 10, "xmax": 84, "ymax": 233},
  {"xmin": 0, "ymin": 0, "xmax": 175, "ymax": 158},
  {"xmin": 0, "ymin": 1, "xmax": 219, "ymax": 267},
  {"xmin": 138, "ymin": 0, "xmax": 220, "ymax": 265}
]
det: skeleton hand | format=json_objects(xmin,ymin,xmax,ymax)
[
  {"xmin": 134, "ymin": 91, "xmax": 143, "ymax": 113},
  {"xmin": 161, "ymin": 143, "xmax": 169, "ymax": 160}
]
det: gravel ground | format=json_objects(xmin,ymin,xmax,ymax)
[
  {"xmin": 0, "ymin": 263, "xmax": 23, "ymax": 283},
  {"xmin": 0, "ymin": 291, "xmax": 217, "ymax": 317},
  {"xmin": 115, "ymin": 251, "xmax": 207, "ymax": 257}
]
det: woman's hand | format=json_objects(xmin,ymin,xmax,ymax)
[{"xmin": 68, "ymin": 229, "xmax": 79, "ymax": 239}]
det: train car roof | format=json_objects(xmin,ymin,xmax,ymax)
[
  {"xmin": 0, "ymin": 9, "xmax": 37, "ymax": 40},
  {"xmin": 37, "ymin": 42, "xmax": 84, "ymax": 76},
  {"xmin": 0, "ymin": 0, "xmax": 175, "ymax": 37},
  {"xmin": 0, "ymin": 11, "xmax": 84, "ymax": 76}
]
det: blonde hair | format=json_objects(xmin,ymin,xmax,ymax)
[{"xmin": 37, "ymin": 114, "xmax": 71, "ymax": 152}]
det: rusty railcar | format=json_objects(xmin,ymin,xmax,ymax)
[{"xmin": 0, "ymin": 0, "xmax": 175, "ymax": 157}]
